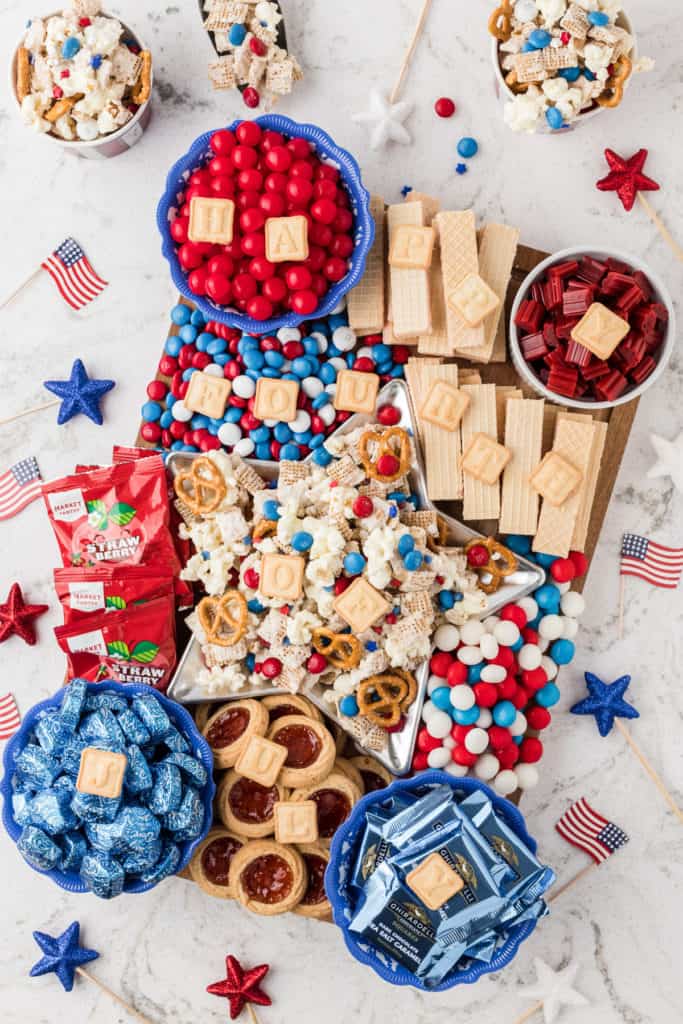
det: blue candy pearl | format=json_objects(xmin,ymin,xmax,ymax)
[
  {"xmin": 558, "ymin": 65, "xmax": 581, "ymax": 82},
  {"xmin": 179, "ymin": 324, "xmax": 197, "ymax": 344},
  {"xmin": 398, "ymin": 534, "xmax": 415, "ymax": 557},
  {"xmin": 550, "ymin": 639, "xmax": 575, "ymax": 665},
  {"xmin": 229, "ymin": 22, "xmax": 247, "ymax": 45},
  {"xmin": 292, "ymin": 531, "xmax": 313, "ymax": 552},
  {"xmin": 190, "ymin": 310, "xmax": 205, "ymax": 327},
  {"xmin": 504, "ymin": 534, "xmax": 532, "ymax": 556},
  {"xmin": 274, "ymin": 423, "xmax": 292, "ymax": 443},
  {"xmin": 535, "ymin": 552, "xmax": 558, "ymax": 569},
  {"xmin": 191, "ymin": 414, "xmax": 210, "ymax": 429},
  {"xmin": 535, "ymin": 583, "xmax": 561, "ymax": 611},
  {"xmin": 246, "ymin": 654, "xmax": 256, "ymax": 671},
  {"xmin": 319, "ymin": 364, "xmax": 336, "ymax": 385},
  {"xmin": 583, "ymin": 68, "xmax": 596, "ymax": 81},
  {"xmin": 206, "ymin": 337, "xmax": 227, "ymax": 355},
  {"xmin": 250, "ymin": 426, "xmax": 270, "ymax": 444},
  {"xmin": 536, "ymin": 682, "xmax": 560, "ymax": 708},
  {"xmin": 528, "ymin": 28, "xmax": 552, "ymax": 48},
  {"xmin": 438, "ymin": 590, "xmax": 455, "ymax": 611},
  {"xmin": 588, "ymin": 10, "xmax": 609, "ymax": 25},
  {"xmin": 546, "ymin": 107, "xmax": 565, "ymax": 131},
  {"xmin": 225, "ymin": 407, "xmax": 242, "ymax": 423},
  {"xmin": 312, "ymin": 447, "xmax": 332, "ymax": 466},
  {"xmin": 243, "ymin": 349, "xmax": 265, "ymax": 371},
  {"xmin": 467, "ymin": 663, "xmax": 483, "ymax": 683},
  {"xmin": 62, "ymin": 36, "xmax": 81, "ymax": 59},
  {"xmin": 171, "ymin": 304, "xmax": 191, "ymax": 326},
  {"xmin": 255, "ymin": 442, "xmax": 272, "ymax": 460},
  {"xmin": 453, "ymin": 707, "xmax": 480, "ymax": 725},
  {"xmin": 263, "ymin": 500, "xmax": 280, "ymax": 521},
  {"xmin": 344, "ymin": 552, "xmax": 366, "ymax": 575},
  {"xmin": 404, "ymin": 550, "xmax": 423, "ymax": 572},
  {"xmin": 159, "ymin": 410, "xmax": 173, "ymax": 429},
  {"xmin": 265, "ymin": 351, "xmax": 285, "ymax": 369},
  {"xmin": 309, "ymin": 434, "xmax": 324, "ymax": 449},
  {"xmin": 248, "ymin": 598, "xmax": 265, "ymax": 614},
  {"xmin": 165, "ymin": 335, "xmax": 183, "ymax": 356},
  {"xmin": 339, "ymin": 696, "xmax": 359, "ymax": 717},
  {"xmin": 457, "ymin": 137, "xmax": 479, "ymax": 159},
  {"xmin": 141, "ymin": 401, "xmax": 162, "ymax": 422},
  {"xmin": 280, "ymin": 443, "xmax": 301, "ymax": 461},
  {"xmin": 292, "ymin": 357, "xmax": 311, "ymax": 378},
  {"xmin": 493, "ymin": 700, "xmax": 516, "ymax": 727},
  {"xmin": 312, "ymin": 391, "xmax": 331, "ymax": 409},
  {"xmin": 431, "ymin": 686, "xmax": 452, "ymax": 711}
]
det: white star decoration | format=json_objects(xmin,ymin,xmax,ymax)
[
  {"xmin": 518, "ymin": 958, "xmax": 588, "ymax": 1024},
  {"xmin": 647, "ymin": 431, "xmax": 683, "ymax": 492},
  {"xmin": 352, "ymin": 89, "xmax": 413, "ymax": 150}
]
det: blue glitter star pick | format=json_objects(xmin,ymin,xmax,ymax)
[
  {"xmin": 43, "ymin": 358, "xmax": 115, "ymax": 426},
  {"xmin": 30, "ymin": 921, "xmax": 99, "ymax": 992},
  {"xmin": 570, "ymin": 672, "xmax": 640, "ymax": 738}
]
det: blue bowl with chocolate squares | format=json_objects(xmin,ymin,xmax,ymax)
[{"xmin": 0, "ymin": 680, "xmax": 215, "ymax": 898}]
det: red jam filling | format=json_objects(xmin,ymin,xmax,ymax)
[
  {"xmin": 206, "ymin": 707, "xmax": 249, "ymax": 748},
  {"xmin": 360, "ymin": 770, "xmax": 387, "ymax": 794},
  {"xmin": 201, "ymin": 835, "xmax": 242, "ymax": 886},
  {"xmin": 228, "ymin": 778, "xmax": 278, "ymax": 824},
  {"xmin": 241, "ymin": 854, "xmax": 293, "ymax": 904},
  {"xmin": 301, "ymin": 854, "xmax": 328, "ymax": 905},
  {"xmin": 267, "ymin": 704, "xmax": 301, "ymax": 723},
  {"xmin": 311, "ymin": 789, "xmax": 351, "ymax": 838},
  {"xmin": 275, "ymin": 724, "xmax": 321, "ymax": 768}
]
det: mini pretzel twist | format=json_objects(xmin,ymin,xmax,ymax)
[
  {"xmin": 358, "ymin": 426, "xmax": 411, "ymax": 484},
  {"xmin": 311, "ymin": 628, "xmax": 362, "ymax": 670},
  {"xmin": 488, "ymin": 0, "xmax": 514, "ymax": 42},
  {"xmin": 426, "ymin": 515, "xmax": 450, "ymax": 554},
  {"xmin": 252, "ymin": 518, "xmax": 278, "ymax": 541},
  {"xmin": 357, "ymin": 673, "xmax": 412, "ymax": 728},
  {"xmin": 174, "ymin": 456, "xmax": 227, "ymax": 516},
  {"xmin": 465, "ymin": 537, "xmax": 518, "ymax": 595},
  {"xmin": 197, "ymin": 589, "xmax": 248, "ymax": 647},
  {"xmin": 597, "ymin": 55, "xmax": 632, "ymax": 108},
  {"xmin": 505, "ymin": 68, "xmax": 529, "ymax": 94}
]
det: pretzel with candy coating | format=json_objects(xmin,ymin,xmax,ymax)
[
  {"xmin": 311, "ymin": 628, "xmax": 362, "ymax": 670},
  {"xmin": 488, "ymin": 0, "xmax": 513, "ymax": 42},
  {"xmin": 596, "ymin": 55, "xmax": 632, "ymax": 108},
  {"xmin": 358, "ymin": 426, "xmax": 411, "ymax": 484},
  {"xmin": 465, "ymin": 537, "xmax": 518, "ymax": 594},
  {"xmin": 174, "ymin": 456, "xmax": 227, "ymax": 515},
  {"xmin": 357, "ymin": 673, "xmax": 411, "ymax": 728},
  {"xmin": 426, "ymin": 515, "xmax": 450, "ymax": 554},
  {"xmin": 197, "ymin": 589, "xmax": 248, "ymax": 647},
  {"xmin": 252, "ymin": 518, "xmax": 278, "ymax": 541}
]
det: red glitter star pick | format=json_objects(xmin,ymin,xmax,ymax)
[
  {"xmin": 596, "ymin": 148, "xmax": 660, "ymax": 212},
  {"xmin": 0, "ymin": 583, "xmax": 48, "ymax": 645},
  {"xmin": 207, "ymin": 955, "xmax": 271, "ymax": 1021}
]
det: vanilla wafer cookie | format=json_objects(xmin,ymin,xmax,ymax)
[
  {"xmin": 461, "ymin": 384, "xmax": 499, "ymax": 521},
  {"xmin": 541, "ymin": 403, "xmax": 569, "ymax": 454},
  {"xmin": 460, "ymin": 370, "xmax": 483, "ymax": 385},
  {"xmin": 387, "ymin": 203, "xmax": 431, "ymax": 338},
  {"xmin": 532, "ymin": 417, "xmax": 597, "ymax": 557},
  {"xmin": 383, "ymin": 323, "xmax": 418, "ymax": 346},
  {"xmin": 348, "ymin": 194, "xmax": 385, "ymax": 334},
  {"xmin": 495, "ymin": 387, "xmax": 522, "ymax": 441},
  {"xmin": 558, "ymin": 413, "xmax": 608, "ymax": 551},
  {"xmin": 435, "ymin": 211, "xmax": 483, "ymax": 351},
  {"xmin": 406, "ymin": 191, "xmax": 441, "ymax": 224},
  {"xmin": 418, "ymin": 243, "xmax": 450, "ymax": 355},
  {"xmin": 404, "ymin": 357, "xmax": 440, "ymax": 447},
  {"xmin": 417, "ymin": 363, "xmax": 463, "ymax": 500},
  {"xmin": 458, "ymin": 223, "xmax": 519, "ymax": 363},
  {"xmin": 499, "ymin": 398, "xmax": 544, "ymax": 535}
]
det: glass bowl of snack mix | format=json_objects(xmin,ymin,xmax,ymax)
[
  {"xmin": 509, "ymin": 246, "xmax": 675, "ymax": 409},
  {"xmin": 11, "ymin": 2, "xmax": 153, "ymax": 158},
  {"xmin": 489, "ymin": 1, "xmax": 646, "ymax": 134}
]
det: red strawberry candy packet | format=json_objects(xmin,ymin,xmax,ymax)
[
  {"xmin": 54, "ymin": 565, "xmax": 175, "ymax": 624},
  {"xmin": 42, "ymin": 457, "xmax": 180, "ymax": 574},
  {"xmin": 54, "ymin": 595, "xmax": 176, "ymax": 691}
]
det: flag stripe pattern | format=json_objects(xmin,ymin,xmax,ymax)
[
  {"xmin": 0, "ymin": 693, "xmax": 21, "ymax": 741},
  {"xmin": 40, "ymin": 238, "xmax": 108, "ymax": 311},
  {"xmin": 0, "ymin": 457, "xmax": 43, "ymax": 520},
  {"xmin": 620, "ymin": 533, "xmax": 683, "ymax": 589},
  {"xmin": 556, "ymin": 797, "xmax": 629, "ymax": 864}
]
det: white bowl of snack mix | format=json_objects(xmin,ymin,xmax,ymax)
[
  {"xmin": 489, "ymin": 1, "xmax": 647, "ymax": 134},
  {"xmin": 11, "ymin": 1, "xmax": 153, "ymax": 158}
]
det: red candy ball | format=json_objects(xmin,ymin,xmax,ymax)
[
  {"xmin": 467, "ymin": 544, "xmax": 490, "ymax": 568},
  {"xmin": 519, "ymin": 737, "xmax": 543, "ymax": 763},
  {"xmin": 417, "ymin": 727, "xmax": 443, "ymax": 753},
  {"xmin": 310, "ymin": 198, "xmax": 337, "ymax": 224},
  {"xmin": 412, "ymin": 751, "xmax": 429, "ymax": 772},
  {"xmin": 550, "ymin": 557, "xmax": 576, "ymax": 583},
  {"xmin": 430, "ymin": 651, "xmax": 453, "ymax": 678},
  {"xmin": 487, "ymin": 725, "xmax": 511, "ymax": 750},
  {"xmin": 452, "ymin": 747, "xmax": 478, "ymax": 767},
  {"xmin": 434, "ymin": 96, "xmax": 456, "ymax": 118},
  {"xmin": 141, "ymin": 422, "xmax": 161, "ymax": 443},
  {"xmin": 497, "ymin": 745, "xmax": 520, "ymax": 769},
  {"xmin": 472, "ymin": 682, "xmax": 498, "ymax": 708},
  {"xmin": 261, "ymin": 657, "xmax": 282, "ymax": 679},
  {"xmin": 451, "ymin": 724, "xmax": 473, "ymax": 743},
  {"xmin": 242, "ymin": 87, "xmax": 260, "ymax": 108},
  {"xmin": 307, "ymin": 653, "xmax": 327, "ymax": 674},
  {"xmin": 526, "ymin": 706, "xmax": 551, "ymax": 730},
  {"xmin": 324, "ymin": 257, "xmax": 348, "ymax": 282},
  {"xmin": 376, "ymin": 453, "xmax": 399, "ymax": 477},
  {"xmin": 352, "ymin": 495, "xmax": 374, "ymax": 518},
  {"xmin": 285, "ymin": 266, "xmax": 312, "ymax": 291},
  {"xmin": 446, "ymin": 661, "xmax": 468, "ymax": 687},
  {"xmin": 500, "ymin": 603, "xmax": 527, "ymax": 628},
  {"xmin": 206, "ymin": 274, "xmax": 232, "ymax": 305},
  {"xmin": 236, "ymin": 121, "xmax": 262, "ymax": 146},
  {"xmin": 522, "ymin": 667, "xmax": 548, "ymax": 692},
  {"xmin": 377, "ymin": 403, "xmax": 401, "ymax": 426},
  {"xmin": 291, "ymin": 290, "xmax": 317, "ymax": 315},
  {"xmin": 568, "ymin": 550, "xmax": 589, "ymax": 577},
  {"xmin": 247, "ymin": 295, "xmax": 273, "ymax": 321},
  {"xmin": 210, "ymin": 130, "xmax": 235, "ymax": 155}
]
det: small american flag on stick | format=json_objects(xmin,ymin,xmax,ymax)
[
  {"xmin": 556, "ymin": 797, "xmax": 629, "ymax": 864},
  {"xmin": 0, "ymin": 693, "xmax": 21, "ymax": 741},
  {"xmin": 41, "ymin": 238, "xmax": 108, "ymax": 311},
  {"xmin": 620, "ymin": 533, "xmax": 683, "ymax": 589},
  {"xmin": 0, "ymin": 457, "xmax": 43, "ymax": 521}
]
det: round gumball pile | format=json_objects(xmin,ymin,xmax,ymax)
[
  {"xmin": 141, "ymin": 301, "xmax": 409, "ymax": 460},
  {"xmin": 169, "ymin": 122, "xmax": 358, "ymax": 321},
  {"xmin": 413, "ymin": 545, "xmax": 589, "ymax": 796}
]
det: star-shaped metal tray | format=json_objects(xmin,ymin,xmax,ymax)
[{"xmin": 166, "ymin": 380, "xmax": 545, "ymax": 774}]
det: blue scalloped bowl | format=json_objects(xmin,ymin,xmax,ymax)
[
  {"xmin": 0, "ymin": 682, "xmax": 215, "ymax": 896},
  {"xmin": 157, "ymin": 115, "xmax": 374, "ymax": 334},
  {"xmin": 326, "ymin": 772, "xmax": 543, "ymax": 991}
]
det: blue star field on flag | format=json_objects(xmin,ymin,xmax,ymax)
[
  {"xmin": 43, "ymin": 358, "xmax": 115, "ymax": 426},
  {"xmin": 570, "ymin": 672, "xmax": 640, "ymax": 738},
  {"xmin": 29, "ymin": 921, "xmax": 99, "ymax": 992}
]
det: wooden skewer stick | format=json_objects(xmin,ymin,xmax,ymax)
[
  {"xmin": 0, "ymin": 399, "xmax": 60, "ymax": 427},
  {"xmin": 75, "ymin": 967, "xmax": 156, "ymax": 1024},
  {"xmin": 617, "ymin": 574, "xmax": 625, "ymax": 640},
  {"xmin": 614, "ymin": 718, "xmax": 683, "ymax": 824},
  {"xmin": 511, "ymin": 999, "xmax": 544, "ymax": 1024},
  {"xmin": 638, "ymin": 193, "xmax": 683, "ymax": 264},
  {"xmin": 247, "ymin": 1005, "xmax": 262, "ymax": 1024},
  {"xmin": 0, "ymin": 267, "xmax": 42, "ymax": 310},
  {"xmin": 389, "ymin": 0, "xmax": 434, "ymax": 104},
  {"xmin": 546, "ymin": 861, "xmax": 599, "ymax": 904}
]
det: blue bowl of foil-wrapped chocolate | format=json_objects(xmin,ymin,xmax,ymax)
[
  {"xmin": 0, "ymin": 679, "xmax": 214, "ymax": 899},
  {"xmin": 326, "ymin": 772, "xmax": 554, "ymax": 991}
]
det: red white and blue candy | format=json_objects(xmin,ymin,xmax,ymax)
[{"xmin": 141, "ymin": 301, "xmax": 408, "ymax": 460}]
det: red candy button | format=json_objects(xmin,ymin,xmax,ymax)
[{"xmin": 434, "ymin": 97, "xmax": 456, "ymax": 118}]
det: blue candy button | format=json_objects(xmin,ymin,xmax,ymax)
[
  {"xmin": 546, "ymin": 107, "xmax": 565, "ymax": 131},
  {"xmin": 457, "ymin": 137, "xmax": 479, "ymax": 159},
  {"xmin": 62, "ymin": 36, "xmax": 81, "ymax": 59}
]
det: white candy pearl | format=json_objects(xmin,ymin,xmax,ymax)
[
  {"xmin": 263, "ymin": 418, "xmax": 278, "ymax": 428},
  {"xmin": 562, "ymin": 617, "xmax": 579, "ymax": 639},
  {"xmin": 474, "ymin": 753, "xmax": 500, "ymax": 781},
  {"xmin": 479, "ymin": 634, "xmax": 499, "ymax": 661},
  {"xmin": 517, "ymin": 597, "xmax": 538, "ymax": 621},
  {"xmin": 203, "ymin": 363, "xmax": 224, "ymax": 377},
  {"xmin": 493, "ymin": 769, "xmax": 519, "ymax": 797},
  {"xmin": 450, "ymin": 685, "xmax": 475, "ymax": 711},
  {"xmin": 538, "ymin": 638, "xmax": 550, "ymax": 653},
  {"xmin": 538, "ymin": 614, "xmax": 564, "ymax": 641},
  {"xmin": 515, "ymin": 763, "xmax": 540, "ymax": 790},
  {"xmin": 318, "ymin": 404, "xmax": 336, "ymax": 426},
  {"xmin": 480, "ymin": 664, "xmax": 506, "ymax": 684},
  {"xmin": 218, "ymin": 422, "xmax": 242, "ymax": 446},
  {"xmin": 556, "ymin": 580, "xmax": 572, "ymax": 594},
  {"xmin": 277, "ymin": 327, "xmax": 302, "ymax": 343},
  {"xmin": 518, "ymin": 644, "xmax": 542, "ymax": 671},
  {"xmin": 541, "ymin": 655, "xmax": 558, "ymax": 680},
  {"xmin": 329, "ymin": 357, "xmax": 347, "ymax": 374},
  {"xmin": 464, "ymin": 727, "xmax": 489, "ymax": 755},
  {"xmin": 290, "ymin": 410, "xmax": 311, "ymax": 433},
  {"xmin": 484, "ymin": 615, "xmax": 500, "ymax": 634},
  {"xmin": 434, "ymin": 623, "xmax": 460, "ymax": 651},
  {"xmin": 442, "ymin": 736, "xmax": 456, "ymax": 750},
  {"xmin": 477, "ymin": 708, "xmax": 493, "ymax": 729},
  {"xmin": 494, "ymin": 620, "xmax": 520, "ymax": 647},
  {"xmin": 427, "ymin": 747, "xmax": 452, "ymax": 769},
  {"xmin": 427, "ymin": 675, "xmax": 444, "ymax": 695},
  {"xmin": 514, "ymin": 0, "xmax": 538, "ymax": 23},
  {"xmin": 426, "ymin": 710, "xmax": 452, "ymax": 739},
  {"xmin": 232, "ymin": 375, "xmax": 256, "ymax": 399},
  {"xmin": 330, "ymin": 297, "xmax": 347, "ymax": 314},
  {"xmin": 445, "ymin": 763, "xmax": 469, "ymax": 778},
  {"xmin": 561, "ymin": 591, "xmax": 585, "ymax": 617},
  {"xmin": 356, "ymin": 346, "xmax": 374, "ymax": 360},
  {"xmin": 308, "ymin": 331, "xmax": 328, "ymax": 354},
  {"xmin": 509, "ymin": 712, "xmax": 528, "ymax": 737},
  {"xmin": 302, "ymin": 376, "xmax": 324, "ymax": 398},
  {"xmin": 332, "ymin": 326, "xmax": 356, "ymax": 351},
  {"xmin": 460, "ymin": 620, "xmax": 485, "ymax": 645},
  {"xmin": 234, "ymin": 438, "xmax": 255, "ymax": 457},
  {"xmin": 171, "ymin": 401, "xmax": 193, "ymax": 422},
  {"xmin": 457, "ymin": 646, "xmax": 483, "ymax": 666},
  {"xmin": 421, "ymin": 699, "xmax": 438, "ymax": 722}
]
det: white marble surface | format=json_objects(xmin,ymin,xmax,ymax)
[{"xmin": 1, "ymin": 1, "xmax": 682, "ymax": 1022}]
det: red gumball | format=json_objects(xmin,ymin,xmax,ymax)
[
  {"xmin": 178, "ymin": 242, "xmax": 204, "ymax": 270},
  {"xmin": 323, "ymin": 257, "xmax": 348, "ymax": 282},
  {"xmin": 250, "ymin": 257, "xmax": 276, "ymax": 282},
  {"xmin": 472, "ymin": 682, "xmax": 498, "ymax": 708},
  {"xmin": 232, "ymin": 145, "xmax": 258, "ymax": 170},
  {"xmin": 376, "ymin": 453, "xmax": 399, "ymax": 477},
  {"xmin": 241, "ymin": 233, "xmax": 266, "ymax": 257},
  {"xmin": 261, "ymin": 129, "xmax": 285, "ymax": 151},
  {"xmin": 430, "ymin": 651, "xmax": 453, "ymax": 678},
  {"xmin": 497, "ymin": 744, "xmax": 520, "ymax": 769},
  {"xmin": 467, "ymin": 544, "xmax": 490, "ymax": 568},
  {"xmin": 316, "ymin": 164, "xmax": 339, "ymax": 182},
  {"xmin": 233, "ymin": 274, "xmax": 258, "ymax": 301},
  {"xmin": 265, "ymin": 146, "xmax": 293, "ymax": 173},
  {"xmin": 310, "ymin": 198, "xmax": 337, "ymax": 224},
  {"xmin": 246, "ymin": 295, "xmax": 273, "ymax": 321},
  {"xmin": 265, "ymin": 172, "xmax": 287, "ymax": 194},
  {"xmin": 568, "ymin": 550, "xmax": 589, "ymax": 576},
  {"xmin": 333, "ymin": 208, "xmax": 353, "ymax": 233},
  {"xmin": 313, "ymin": 179, "xmax": 337, "ymax": 201},
  {"xmin": 236, "ymin": 121, "xmax": 262, "ymax": 147},
  {"xmin": 210, "ymin": 129, "xmax": 236, "ymax": 155},
  {"xmin": 500, "ymin": 603, "xmax": 527, "ymax": 628},
  {"xmin": 329, "ymin": 234, "xmax": 354, "ymax": 259},
  {"xmin": 377, "ymin": 404, "xmax": 401, "ymax": 426},
  {"xmin": 526, "ymin": 706, "xmax": 551, "ymax": 730},
  {"xmin": 262, "ymin": 277, "xmax": 287, "ymax": 303},
  {"xmin": 285, "ymin": 266, "xmax": 312, "ymax": 291},
  {"xmin": 286, "ymin": 177, "xmax": 313, "ymax": 205},
  {"xmin": 452, "ymin": 747, "xmax": 478, "ymax": 767},
  {"xmin": 187, "ymin": 267, "xmax": 208, "ymax": 295},
  {"xmin": 210, "ymin": 176, "xmax": 235, "ymax": 199},
  {"xmin": 435, "ymin": 96, "xmax": 456, "ymax": 118},
  {"xmin": 309, "ymin": 223, "xmax": 333, "ymax": 248},
  {"xmin": 291, "ymin": 290, "xmax": 317, "ymax": 315},
  {"xmin": 259, "ymin": 192, "xmax": 285, "ymax": 218},
  {"xmin": 287, "ymin": 137, "xmax": 311, "ymax": 160},
  {"xmin": 519, "ymin": 737, "xmax": 543, "ymax": 763},
  {"xmin": 352, "ymin": 496, "xmax": 373, "ymax": 518},
  {"xmin": 242, "ymin": 87, "xmax": 260, "ymax": 108},
  {"xmin": 170, "ymin": 217, "xmax": 189, "ymax": 243},
  {"xmin": 550, "ymin": 558, "xmax": 576, "ymax": 583},
  {"xmin": 205, "ymin": 274, "xmax": 232, "ymax": 305},
  {"xmin": 487, "ymin": 725, "xmax": 511, "ymax": 750},
  {"xmin": 237, "ymin": 168, "xmax": 262, "ymax": 191},
  {"xmin": 207, "ymin": 254, "xmax": 234, "ymax": 277},
  {"xmin": 305, "ymin": 246, "xmax": 326, "ymax": 272}
]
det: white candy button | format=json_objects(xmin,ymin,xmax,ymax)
[
  {"xmin": 302, "ymin": 376, "xmax": 324, "ymax": 398},
  {"xmin": 171, "ymin": 401, "xmax": 193, "ymax": 422},
  {"xmin": 318, "ymin": 404, "xmax": 336, "ymax": 426},
  {"xmin": 518, "ymin": 644, "xmax": 542, "ymax": 671},
  {"xmin": 434, "ymin": 624, "xmax": 460, "ymax": 651},
  {"xmin": 427, "ymin": 675, "xmax": 444, "ymax": 695},
  {"xmin": 509, "ymin": 711, "xmax": 527, "ymax": 737},
  {"xmin": 556, "ymin": 581, "xmax": 571, "ymax": 594},
  {"xmin": 474, "ymin": 753, "xmax": 500, "ymax": 781},
  {"xmin": 493, "ymin": 769, "xmax": 518, "ymax": 796},
  {"xmin": 445, "ymin": 762, "xmax": 469, "ymax": 778},
  {"xmin": 203, "ymin": 363, "xmax": 224, "ymax": 377},
  {"xmin": 234, "ymin": 438, "xmax": 255, "ymax": 457},
  {"xmin": 421, "ymin": 699, "xmax": 438, "ymax": 722},
  {"xmin": 477, "ymin": 708, "xmax": 493, "ymax": 729},
  {"xmin": 308, "ymin": 331, "xmax": 328, "ymax": 354},
  {"xmin": 480, "ymin": 664, "xmax": 506, "ymax": 684},
  {"xmin": 464, "ymin": 727, "xmax": 489, "ymax": 755},
  {"xmin": 232, "ymin": 375, "xmax": 256, "ymax": 399},
  {"xmin": 427, "ymin": 747, "xmax": 452, "ymax": 769},
  {"xmin": 426, "ymin": 710, "xmax": 452, "ymax": 739},
  {"xmin": 479, "ymin": 634, "xmax": 499, "ymax": 661},
  {"xmin": 562, "ymin": 617, "xmax": 579, "ymax": 639},
  {"xmin": 450, "ymin": 685, "xmax": 475, "ymax": 711},
  {"xmin": 494, "ymin": 620, "xmax": 520, "ymax": 647},
  {"xmin": 332, "ymin": 326, "xmax": 356, "ymax": 351},
  {"xmin": 290, "ymin": 410, "xmax": 311, "ymax": 433},
  {"xmin": 538, "ymin": 614, "xmax": 564, "ymax": 641},
  {"xmin": 218, "ymin": 422, "xmax": 242, "ymax": 446},
  {"xmin": 517, "ymin": 597, "xmax": 538, "ymax": 621},
  {"xmin": 457, "ymin": 646, "xmax": 483, "ymax": 666},
  {"xmin": 484, "ymin": 615, "xmax": 500, "ymax": 634},
  {"xmin": 561, "ymin": 591, "xmax": 585, "ymax": 617},
  {"xmin": 541, "ymin": 655, "xmax": 558, "ymax": 680},
  {"xmin": 277, "ymin": 327, "xmax": 302, "ymax": 343},
  {"xmin": 442, "ymin": 736, "xmax": 456, "ymax": 750},
  {"xmin": 460, "ymin": 620, "xmax": 485, "ymax": 645},
  {"xmin": 515, "ymin": 763, "xmax": 539, "ymax": 790}
]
